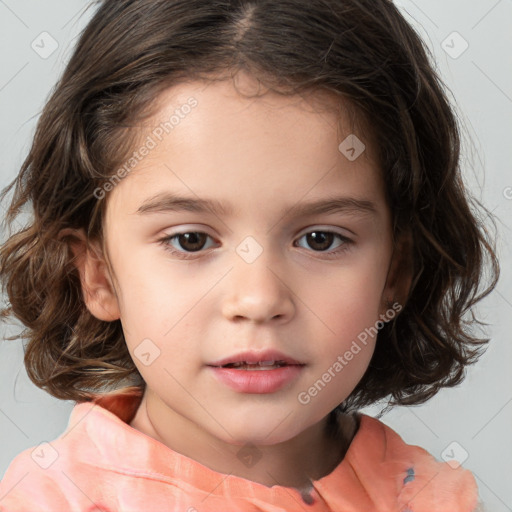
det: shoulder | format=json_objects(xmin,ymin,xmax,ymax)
[
  {"xmin": 355, "ymin": 413, "xmax": 480, "ymax": 512},
  {"xmin": 0, "ymin": 390, "xmax": 148, "ymax": 511},
  {"xmin": 0, "ymin": 400, "xmax": 116, "ymax": 511},
  {"xmin": 0, "ymin": 446, "xmax": 72, "ymax": 511}
]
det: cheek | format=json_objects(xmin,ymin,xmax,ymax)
[
  {"xmin": 112, "ymin": 262, "xmax": 210, "ymax": 370},
  {"xmin": 302, "ymin": 256, "xmax": 388, "ymax": 384},
  {"xmin": 310, "ymin": 262, "xmax": 386, "ymax": 333},
  {"xmin": 109, "ymin": 248, "xmax": 182, "ymax": 333}
]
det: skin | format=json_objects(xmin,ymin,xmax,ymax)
[{"xmin": 66, "ymin": 71, "xmax": 411, "ymax": 489}]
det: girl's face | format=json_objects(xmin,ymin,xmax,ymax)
[{"xmin": 97, "ymin": 73, "xmax": 404, "ymax": 450}]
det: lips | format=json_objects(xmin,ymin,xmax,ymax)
[
  {"xmin": 220, "ymin": 360, "xmax": 289, "ymax": 370},
  {"xmin": 207, "ymin": 349, "xmax": 304, "ymax": 369},
  {"xmin": 207, "ymin": 350, "xmax": 305, "ymax": 393}
]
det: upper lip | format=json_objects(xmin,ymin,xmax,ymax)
[{"xmin": 207, "ymin": 349, "xmax": 305, "ymax": 367}]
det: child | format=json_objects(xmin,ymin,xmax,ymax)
[{"xmin": 0, "ymin": 0, "xmax": 499, "ymax": 510}]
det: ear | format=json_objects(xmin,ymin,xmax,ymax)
[
  {"xmin": 380, "ymin": 230, "xmax": 413, "ymax": 316},
  {"xmin": 58, "ymin": 228, "xmax": 120, "ymax": 322}
]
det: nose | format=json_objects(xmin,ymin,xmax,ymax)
[{"xmin": 221, "ymin": 250, "xmax": 296, "ymax": 324}]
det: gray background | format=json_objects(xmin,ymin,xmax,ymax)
[{"xmin": 0, "ymin": 1, "xmax": 511, "ymax": 510}]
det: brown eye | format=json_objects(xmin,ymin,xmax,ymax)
[
  {"xmin": 304, "ymin": 231, "xmax": 334, "ymax": 251},
  {"xmin": 174, "ymin": 232, "xmax": 208, "ymax": 252},
  {"xmin": 297, "ymin": 231, "xmax": 342, "ymax": 252},
  {"xmin": 294, "ymin": 230, "xmax": 353, "ymax": 258},
  {"xmin": 160, "ymin": 232, "xmax": 216, "ymax": 257}
]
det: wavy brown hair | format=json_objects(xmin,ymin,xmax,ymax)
[{"xmin": 0, "ymin": 0, "xmax": 499, "ymax": 408}]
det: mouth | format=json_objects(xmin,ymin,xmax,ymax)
[
  {"xmin": 209, "ymin": 363, "xmax": 304, "ymax": 393},
  {"xmin": 218, "ymin": 360, "xmax": 296, "ymax": 370},
  {"xmin": 207, "ymin": 350, "xmax": 305, "ymax": 370},
  {"xmin": 206, "ymin": 350, "xmax": 305, "ymax": 393}
]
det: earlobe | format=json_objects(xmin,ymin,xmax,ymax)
[
  {"xmin": 58, "ymin": 228, "xmax": 120, "ymax": 322},
  {"xmin": 381, "ymin": 230, "xmax": 413, "ymax": 316}
]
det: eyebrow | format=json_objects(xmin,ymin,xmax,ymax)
[{"xmin": 136, "ymin": 192, "xmax": 378, "ymax": 218}]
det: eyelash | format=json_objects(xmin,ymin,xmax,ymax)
[{"xmin": 157, "ymin": 229, "xmax": 354, "ymax": 260}]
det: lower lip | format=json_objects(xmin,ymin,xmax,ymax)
[{"xmin": 208, "ymin": 365, "xmax": 304, "ymax": 393}]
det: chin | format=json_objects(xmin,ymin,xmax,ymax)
[{"xmin": 211, "ymin": 411, "xmax": 308, "ymax": 446}]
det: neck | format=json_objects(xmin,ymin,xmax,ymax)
[{"xmin": 129, "ymin": 390, "xmax": 358, "ymax": 489}]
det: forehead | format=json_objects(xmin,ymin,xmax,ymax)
[
  {"xmin": 104, "ymin": 73, "xmax": 386, "ymax": 223},
  {"xmin": 135, "ymin": 71, "xmax": 376, "ymax": 163}
]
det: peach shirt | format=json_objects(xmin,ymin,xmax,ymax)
[{"xmin": 0, "ymin": 390, "xmax": 479, "ymax": 511}]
